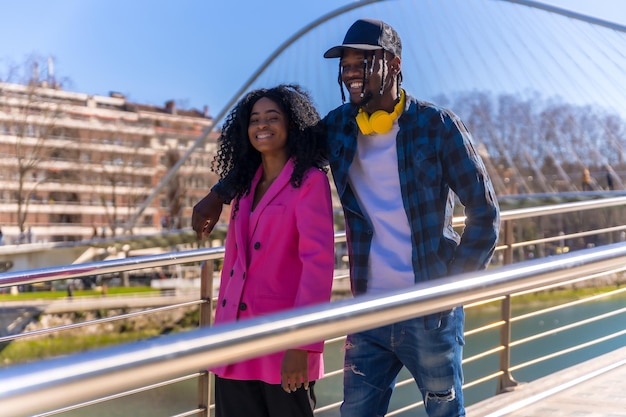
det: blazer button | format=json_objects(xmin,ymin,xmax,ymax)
[
  {"xmin": 229, "ymin": 269, "xmax": 234, "ymax": 277},
  {"xmin": 221, "ymin": 299, "xmax": 226, "ymax": 307},
  {"xmin": 239, "ymin": 302, "xmax": 247, "ymax": 311},
  {"xmin": 242, "ymin": 272, "xmax": 246, "ymax": 280},
  {"xmin": 253, "ymin": 242, "xmax": 261, "ymax": 250}
]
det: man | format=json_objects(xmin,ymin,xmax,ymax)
[{"xmin": 192, "ymin": 18, "xmax": 500, "ymax": 417}]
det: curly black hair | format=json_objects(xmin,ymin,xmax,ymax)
[{"xmin": 211, "ymin": 84, "xmax": 328, "ymax": 214}]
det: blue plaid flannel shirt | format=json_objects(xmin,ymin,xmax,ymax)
[{"xmin": 322, "ymin": 93, "xmax": 500, "ymax": 295}]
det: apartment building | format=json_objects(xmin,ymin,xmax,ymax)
[{"xmin": 0, "ymin": 81, "xmax": 221, "ymax": 244}]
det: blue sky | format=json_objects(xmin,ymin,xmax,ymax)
[{"xmin": 1, "ymin": 0, "xmax": 625, "ymax": 119}]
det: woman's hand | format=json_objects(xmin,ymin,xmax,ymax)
[
  {"xmin": 192, "ymin": 191, "xmax": 225, "ymax": 239},
  {"xmin": 281, "ymin": 349, "xmax": 309, "ymax": 393}
]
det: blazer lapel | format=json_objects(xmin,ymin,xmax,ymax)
[
  {"xmin": 234, "ymin": 167, "xmax": 262, "ymax": 264},
  {"xmin": 249, "ymin": 159, "xmax": 295, "ymax": 236}
]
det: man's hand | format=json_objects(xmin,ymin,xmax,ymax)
[
  {"xmin": 281, "ymin": 349, "xmax": 309, "ymax": 393},
  {"xmin": 192, "ymin": 191, "xmax": 225, "ymax": 240}
]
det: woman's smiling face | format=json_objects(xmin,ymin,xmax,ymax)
[{"xmin": 248, "ymin": 97, "xmax": 288, "ymax": 156}]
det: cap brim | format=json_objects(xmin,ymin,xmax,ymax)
[{"xmin": 323, "ymin": 44, "xmax": 383, "ymax": 58}]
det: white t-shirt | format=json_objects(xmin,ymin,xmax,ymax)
[{"xmin": 348, "ymin": 120, "xmax": 414, "ymax": 294}]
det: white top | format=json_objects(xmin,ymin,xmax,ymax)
[{"xmin": 348, "ymin": 120, "xmax": 414, "ymax": 294}]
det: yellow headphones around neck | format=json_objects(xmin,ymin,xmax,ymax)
[{"xmin": 356, "ymin": 89, "xmax": 405, "ymax": 135}]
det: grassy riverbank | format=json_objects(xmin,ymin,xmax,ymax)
[
  {"xmin": 0, "ymin": 283, "xmax": 620, "ymax": 303},
  {"xmin": 0, "ymin": 285, "xmax": 158, "ymax": 301},
  {"xmin": 1, "ymin": 329, "xmax": 162, "ymax": 365},
  {"xmin": 0, "ymin": 294, "xmax": 199, "ymax": 366}
]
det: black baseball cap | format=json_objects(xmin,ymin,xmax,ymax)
[{"xmin": 323, "ymin": 18, "xmax": 402, "ymax": 59}]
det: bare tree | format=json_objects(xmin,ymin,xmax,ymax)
[
  {"xmin": 95, "ymin": 134, "xmax": 150, "ymax": 237},
  {"xmin": 0, "ymin": 55, "xmax": 64, "ymax": 238},
  {"xmin": 163, "ymin": 147, "xmax": 186, "ymax": 230},
  {"xmin": 447, "ymin": 90, "xmax": 626, "ymax": 194}
]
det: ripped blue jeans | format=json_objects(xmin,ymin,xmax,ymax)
[{"xmin": 340, "ymin": 307, "xmax": 465, "ymax": 417}]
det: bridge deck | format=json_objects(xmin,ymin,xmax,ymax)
[{"xmin": 466, "ymin": 345, "xmax": 626, "ymax": 416}]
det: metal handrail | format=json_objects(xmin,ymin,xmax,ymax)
[
  {"xmin": 0, "ymin": 197, "xmax": 625, "ymax": 416},
  {"xmin": 0, "ymin": 299, "xmax": 205, "ymax": 344},
  {"xmin": 0, "ymin": 246, "xmax": 226, "ymax": 287},
  {"xmin": 32, "ymin": 373, "xmax": 203, "ymax": 417},
  {"xmin": 3, "ymin": 195, "xmax": 626, "ymax": 289},
  {"xmin": 1, "ymin": 242, "xmax": 625, "ymax": 416},
  {"xmin": 0, "ymin": 233, "xmax": 343, "ymax": 287}
]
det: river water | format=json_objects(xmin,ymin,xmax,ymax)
[{"xmin": 56, "ymin": 295, "xmax": 626, "ymax": 417}]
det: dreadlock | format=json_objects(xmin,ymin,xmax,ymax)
[
  {"xmin": 380, "ymin": 52, "xmax": 386, "ymax": 95},
  {"xmin": 360, "ymin": 55, "xmax": 368, "ymax": 98},
  {"xmin": 211, "ymin": 84, "xmax": 328, "ymax": 216},
  {"xmin": 338, "ymin": 60, "xmax": 345, "ymax": 103},
  {"xmin": 396, "ymin": 71, "xmax": 403, "ymax": 99}
]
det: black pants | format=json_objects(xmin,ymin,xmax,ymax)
[{"xmin": 215, "ymin": 376, "xmax": 316, "ymax": 417}]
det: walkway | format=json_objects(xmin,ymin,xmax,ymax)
[{"xmin": 466, "ymin": 345, "xmax": 626, "ymax": 416}]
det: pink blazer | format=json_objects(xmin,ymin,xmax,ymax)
[{"xmin": 212, "ymin": 160, "xmax": 335, "ymax": 384}]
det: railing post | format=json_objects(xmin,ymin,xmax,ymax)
[
  {"xmin": 197, "ymin": 259, "xmax": 214, "ymax": 416},
  {"xmin": 496, "ymin": 294, "xmax": 519, "ymax": 394},
  {"xmin": 497, "ymin": 219, "xmax": 519, "ymax": 394},
  {"xmin": 199, "ymin": 260, "xmax": 214, "ymax": 327},
  {"xmin": 503, "ymin": 219, "xmax": 514, "ymax": 265}
]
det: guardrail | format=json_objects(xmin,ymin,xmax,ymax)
[{"xmin": 0, "ymin": 197, "xmax": 625, "ymax": 416}]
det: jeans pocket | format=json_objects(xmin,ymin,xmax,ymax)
[{"xmin": 423, "ymin": 310, "xmax": 450, "ymax": 331}]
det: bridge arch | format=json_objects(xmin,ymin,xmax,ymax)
[{"xmin": 127, "ymin": 0, "xmax": 626, "ymax": 229}]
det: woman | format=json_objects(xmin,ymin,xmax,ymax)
[{"xmin": 210, "ymin": 84, "xmax": 335, "ymax": 417}]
